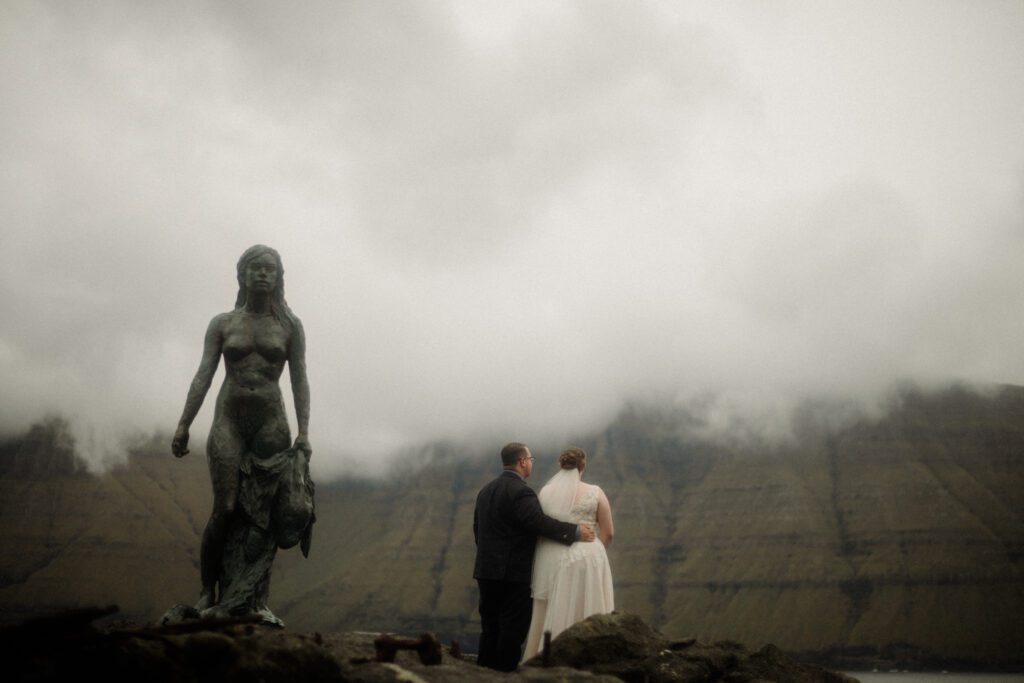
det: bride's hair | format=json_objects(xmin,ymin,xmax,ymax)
[{"xmin": 558, "ymin": 447, "xmax": 587, "ymax": 470}]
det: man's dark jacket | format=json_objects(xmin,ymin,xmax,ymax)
[{"xmin": 473, "ymin": 470, "xmax": 577, "ymax": 583}]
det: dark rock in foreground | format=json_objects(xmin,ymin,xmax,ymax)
[
  {"xmin": 3, "ymin": 607, "xmax": 854, "ymax": 682},
  {"xmin": 524, "ymin": 613, "xmax": 858, "ymax": 683}
]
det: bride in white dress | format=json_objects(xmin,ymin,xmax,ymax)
[{"xmin": 522, "ymin": 447, "xmax": 615, "ymax": 661}]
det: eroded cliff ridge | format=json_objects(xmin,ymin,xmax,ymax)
[{"xmin": 1, "ymin": 385, "xmax": 1022, "ymax": 666}]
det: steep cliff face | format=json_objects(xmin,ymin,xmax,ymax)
[
  {"xmin": 0, "ymin": 424, "xmax": 206, "ymax": 623},
  {"xmin": 269, "ymin": 443, "xmax": 486, "ymax": 640},
  {"xmin": 1, "ymin": 386, "xmax": 1022, "ymax": 663},
  {"xmin": 594, "ymin": 387, "xmax": 1024, "ymax": 661}
]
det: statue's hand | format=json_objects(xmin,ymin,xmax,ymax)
[
  {"xmin": 172, "ymin": 425, "xmax": 190, "ymax": 457},
  {"xmin": 293, "ymin": 433, "xmax": 312, "ymax": 457}
]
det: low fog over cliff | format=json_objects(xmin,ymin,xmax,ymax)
[
  {"xmin": 2, "ymin": 385, "xmax": 1022, "ymax": 666},
  {"xmin": 2, "ymin": 2, "xmax": 1024, "ymax": 476}
]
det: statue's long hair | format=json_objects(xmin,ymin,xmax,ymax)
[{"xmin": 234, "ymin": 244, "xmax": 298, "ymax": 332}]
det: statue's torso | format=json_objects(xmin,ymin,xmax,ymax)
[{"xmin": 219, "ymin": 312, "xmax": 290, "ymax": 399}]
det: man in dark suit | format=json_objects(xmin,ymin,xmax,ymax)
[{"xmin": 473, "ymin": 442, "xmax": 595, "ymax": 671}]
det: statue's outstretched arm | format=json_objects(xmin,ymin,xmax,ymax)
[{"xmin": 172, "ymin": 315, "xmax": 225, "ymax": 457}]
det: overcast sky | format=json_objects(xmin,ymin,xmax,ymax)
[{"xmin": 2, "ymin": 1, "xmax": 1023, "ymax": 476}]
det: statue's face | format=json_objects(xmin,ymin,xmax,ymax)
[{"xmin": 245, "ymin": 252, "xmax": 279, "ymax": 294}]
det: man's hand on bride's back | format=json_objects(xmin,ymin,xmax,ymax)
[{"xmin": 578, "ymin": 525, "xmax": 596, "ymax": 542}]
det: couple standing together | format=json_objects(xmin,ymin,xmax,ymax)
[{"xmin": 473, "ymin": 442, "xmax": 616, "ymax": 671}]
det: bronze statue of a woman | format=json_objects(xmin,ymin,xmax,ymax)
[{"xmin": 172, "ymin": 245, "xmax": 313, "ymax": 625}]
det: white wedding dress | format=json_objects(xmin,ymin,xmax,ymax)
[{"xmin": 522, "ymin": 469, "xmax": 614, "ymax": 661}]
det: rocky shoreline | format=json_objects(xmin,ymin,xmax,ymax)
[{"xmin": 4, "ymin": 607, "xmax": 858, "ymax": 683}]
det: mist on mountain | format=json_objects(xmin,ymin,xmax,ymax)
[
  {"xmin": 2, "ymin": 2, "xmax": 1024, "ymax": 476},
  {"xmin": 1, "ymin": 383, "xmax": 1021, "ymax": 669}
]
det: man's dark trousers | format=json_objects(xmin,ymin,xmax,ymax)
[{"xmin": 476, "ymin": 578, "xmax": 532, "ymax": 671}]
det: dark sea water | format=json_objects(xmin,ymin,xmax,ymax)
[{"xmin": 847, "ymin": 673, "xmax": 1024, "ymax": 683}]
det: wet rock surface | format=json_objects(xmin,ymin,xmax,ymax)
[
  {"xmin": 4, "ymin": 608, "xmax": 855, "ymax": 682},
  {"xmin": 523, "ymin": 612, "xmax": 859, "ymax": 683}
]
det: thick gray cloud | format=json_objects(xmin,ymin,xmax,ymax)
[{"xmin": 2, "ymin": 1, "xmax": 1023, "ymax": 476}]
